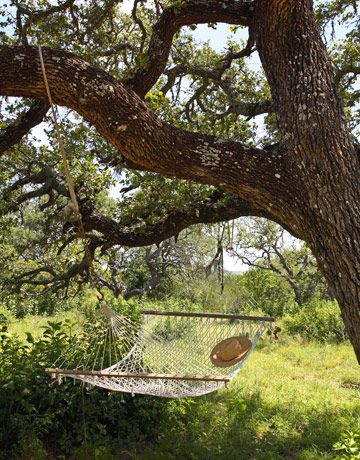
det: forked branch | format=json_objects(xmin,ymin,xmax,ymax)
[{"xmin": 0, "ymin": 100, "xmax": 49, "ymax": 155}]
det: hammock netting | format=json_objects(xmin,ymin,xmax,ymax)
[
  {"xmin": 46, "ymin": 306, "xmax": 273, "ymax": 398},
  {"xmin": 37, "ymin": 47, "xmax": 274, "ymax": 399}
]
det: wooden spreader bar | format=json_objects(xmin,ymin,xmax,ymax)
[
  {"xmin": 142, "ymin": 310, "xmax": 275, "ymax": 322},
  {"xmin": 45, "ymin": 368, "xmax": 230, "ymax": 383}
]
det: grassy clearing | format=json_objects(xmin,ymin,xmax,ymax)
[
  {"xmin": 7, "ymin": 309, "xmax": 81, "ymax": 340},
  {"xmin": 132, "ymin": 339, "xmax": 360, "ymax": 460}
]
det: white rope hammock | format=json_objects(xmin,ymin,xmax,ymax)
[{"xmin": 46, "ymin": 306, "xmax": 274, "ymax": 398}]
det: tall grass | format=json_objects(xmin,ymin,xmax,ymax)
[{"xmin": 2, "ymin": 303, "xmax": 359, "ymax": 459}]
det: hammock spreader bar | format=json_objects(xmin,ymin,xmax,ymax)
[
  {"xmin": 45, "ymin": 368, "xmax": 231, "ymax": 383},
  {"xmin": 142, "ymin": 310, "xmax": 275, "ymax": 322}
]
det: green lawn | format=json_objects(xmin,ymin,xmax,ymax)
[{"xmin": 130, "ymin": 339, "xmax": 360, "ymax": 460}]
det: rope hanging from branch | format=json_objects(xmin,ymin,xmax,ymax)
[{"xmin": 38, "ymin": 45, "xmax": 104, "ymax": 301}]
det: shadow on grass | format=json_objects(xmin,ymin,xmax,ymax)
[{"xmin": 134, "ymin": 389, "xmax": 360, "ymax": 460}]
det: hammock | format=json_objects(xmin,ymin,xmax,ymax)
[{"xmin": 46, "ymin": 306, "xmax": 273, "ymax": 398}]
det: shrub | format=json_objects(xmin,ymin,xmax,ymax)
[
  {"xmin": 131, "ymin": 296, "xmax": 203, "ymax": 314},
  {"xmin": 14, "ymin": 431, "xmax": 47, "ymax": 460},
  {"xmin": 73, "ymin": 443, "xmax": 115, "ymax": 460},
  {"xmin": 151, "ymin": 315, "xmax": 194, "ymax": 341},
  {"xmin": 0, "ymin": 318, "xmax": 170, "ymax": 458},
  {"xmin": 239, "ymin": 269, "xmax": 297, "ymax": 317},
  {"xmin": 282, "ymin": 300, "xmax": 347, "ymax": 342}
]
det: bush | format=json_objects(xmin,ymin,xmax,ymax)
[
  {"xmin": 0, "ymin": 317, "xmax": 170, "ymax": 458},
  {"xmin": 239, "ymin": 269, "xmax": 297, "ymax": 317},
  {"xmin": 282, "ymin": 300, "xmax": 347, "ymax": 342},
  {"xmin": 170, "ymin": 270, "xmax": 297, "ymax": 317},
  {"xmin": 73, "ymin": 443, "xmax": 115, "ymax": 460},
  {"xmin": 14, "ymin": 431, "xmax": 47, "ymax": 460},
  {"xmin": 1, "ymin": 292, "xmax": 77, "ymax": 319},
  {"xmin": 130, "ymin": 296, "xmax": 203, "ymax": 314}
]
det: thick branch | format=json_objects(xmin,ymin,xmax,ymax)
[
  {"xmin": 125, "ymin": 0, "xmax": 253, "ymax": 97},
  {"xmin": 0, "ymin": 45, "xmax": 297, "ymax": 231},
  {"xmin": 8, "ymin": 193, "xmax": 293, "ymax": 295},
  {"xmin": 79, "ymin": 192, "xmax": 298, "ymax": 250},
  {"xmin": 0, "ymin": 100, "xmax": 49, "ymax": 154}
]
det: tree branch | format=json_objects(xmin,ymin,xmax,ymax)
[
  {"xmin": 1, "ymin": 166, "xmax": 68, "ymax": 215},
  {"xmin": 161, "ymin": 60, "xmax": 272, "ymax": 118},
  {"xmin": 78, "ymin": 192, "xmax": 300, "ymax": 250},
  {"xmin": 0, "ymin": 45, "xmax": 298, "ymax": 232},
  {"xmin": 0, "ymin": 100, "xmax": 49, "ymax": 155},
  {"xmin": 219, "ymin": 76, "xmax": 272, "ymax": 118},
  {"xmin": 10, "ymin": 245, "xmax": 96, "ymax": 295},
  {"xmin": 160, "ymin": 34, "xmax": 273, "ymax": 119},
  {"xmin": 15, "ymin": 0, "xmax": 76, "ymax": 44},
  {"xmin": 335, "ymin": 64, "xmax": 360, "ymax": 85},
  {"xmin": 125, "ymin": 0, "xmax": 253, "ymax": 97},
  {"xmin": 4, "ymin": 187, "xmax": 300, "ymax": 294}
]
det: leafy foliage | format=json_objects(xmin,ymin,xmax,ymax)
[
  {"xmin": 334, "ymin": 431, "xmax": 360, "ymax": 459},
  {"xmin": 1, "ymin": 306, "xmax": 359, "ymax": 459},
  {"xmin": 0, "ymin": 1, "xmax": 359, "ymax": 457},
  {"xmin": 283, "ymin": 300, "xmax": 348, "ymax": 343},
  {"xmin": 0, "ymin": 313, "xmax": 168, "ymax": 459},
  {"xmin": 0, "ymin": 0, "xmax": 358, "ymax": 303}
]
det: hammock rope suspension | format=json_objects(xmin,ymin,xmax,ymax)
[
  {"xmin": 38, "ymin": 45, "xmax": 105, "ymax": 301},
  {"xmin": 38, "ymin": 45, "xmax": 274, "ymax": 398}
]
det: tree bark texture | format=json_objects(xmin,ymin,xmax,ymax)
[
  {"xmin": 1, "ymin": 0, "xmax": 360, "ymax": 361},
  {"xmin": 255, "ymin": 0, "xmax": 360, "ymax": 361}
]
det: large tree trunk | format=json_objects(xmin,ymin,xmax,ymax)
[{"xmin": 255, "ymin": 0, "xmax": 360, "ymax": 362}]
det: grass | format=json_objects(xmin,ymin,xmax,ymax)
[
  {"xmin": 7, "ymin": 309, "xmax": 81, "ymax": 340},
  {"xmin": 129, "ymin": 338, "xmax": 360, "ymax": 460}
]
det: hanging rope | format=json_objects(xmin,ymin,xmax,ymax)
[
  {"xmin": 227, "ymin": 220, "xmax": 235, "ymax": 252},
  {"xmin": 38, "ymin": 45, "xmax": 104, "ymax": 302},
  {"xmin": 217, "ymin": 223, "xmax": 225, "ymax": 293}
]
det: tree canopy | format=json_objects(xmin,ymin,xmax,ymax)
[{"xmin": 0, "ymin": 0, "xmax": 360, "ymax": 359}]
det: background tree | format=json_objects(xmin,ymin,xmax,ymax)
[
  {"xmin": 230, "ymin": 218, "xmax": 330, "ymax": 306},
  {"xmin": 0, "ymin": 0, "xmax": 360, "ymax": 359}
]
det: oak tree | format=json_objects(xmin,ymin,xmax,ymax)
[
  {"xmin": 1, "ymin": 1, "xmax": 360, "ymax": 359},
  {"xmin": 230, "ymin": 218, "xmax": 330, "ymax": 306}
]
